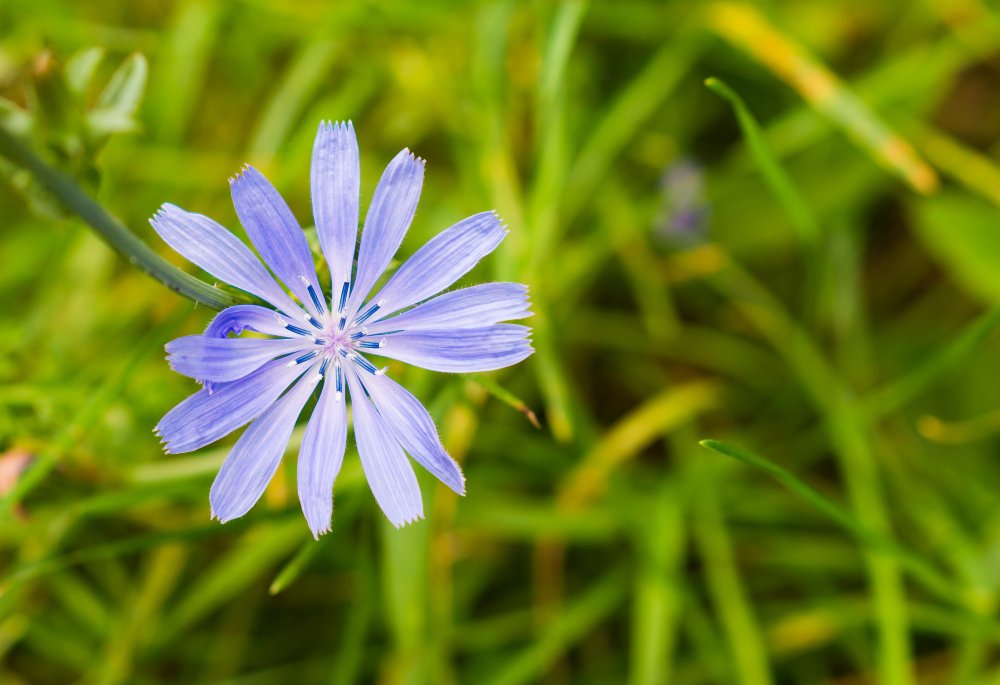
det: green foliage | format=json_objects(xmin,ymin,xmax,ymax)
[
  {"xmin": 912, "ymin": 191, "xmax": 1000, "ymax": 304},
  {"xmin": 4, "ymin": 1, "xmax": 1000, "ymax": 684}
]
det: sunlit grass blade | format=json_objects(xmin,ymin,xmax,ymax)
[
  {"xmin": 708, "ymin": 2, "xmax": 938, "ymax": 195},
  {"xmin": 919, "ymin": 127, "xmax": 1000, "ymax": 209}
]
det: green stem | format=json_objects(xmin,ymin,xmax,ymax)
[{"xmin": 0, "ymin": 126, "xmax": 244, "ymax": 311}]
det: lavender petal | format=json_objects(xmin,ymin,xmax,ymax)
[
  {"xmin": 346, "ymin": 367, "xmax": 424, "ymax": 527},
  {"xmin": 150, "ymin": 203, "xmax": 301, "ymax": 315},
  {"xmin": 366, "ymin": 283, "xmax": 531, "ymax": 334},
  {"xmin": 230, "ymin": 166, "xmax": 324, "ymax": 315},
  {"xmin": 364, "ymin": 324, "xmax": 533, "ymax": 373},
  {"xmin": 311, "ymin": 121, "xmax": 360, "ymax": 290},
  {"xmin": 297, "ymin": 376, "xmax": 347, "ymax": 538},
  {"xmin": 210, "ymin": 373, "xmax": 318, "ymax": 522}
]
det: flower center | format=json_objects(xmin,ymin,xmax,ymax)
[{"xmin": 277, "ymin": 283, "xmax": 388, "ymax": 395}]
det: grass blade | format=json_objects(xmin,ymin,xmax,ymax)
[{"xmin": 705, "ymin": 77, "xmax": 820, "ymax": 247}]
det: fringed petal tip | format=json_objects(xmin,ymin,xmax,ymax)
[
  {"xmin": 149, "ymin": 202, "xmax": 178, "ymax": 225},
  {"xmin": 390, "ymin": 511, "xmax": 426, "ymax": 529},
  {"xmin": 488, "ymin": 209, "xmax": 508, "ymax": 232},
  {"xmin": 389, "ymin": 148, "xmax": 425, "ymax": 172},
  {"xmin": 453, "ymin": 471, "xmax": 468, "ymax": 497},
  {"xmin": 155, "ymin": 433, "xmax": 175, "ymax": 455},
  {"xmin": 405, "ymin": 148, "xmax": 425, "ymax": 166},
  {"xmin": 317, "ymin": 119, "xmax": 355, "ymax": 136},
  {"xmin": 307, "ymin": 519, "xmax": 333, "ymax": 541},
  {"xmin": 227, "ymin": 163, "xmax": 256, "ymax": 186},
  {"xmin": 148, "ymin": 204, "xmax": 198, "ymax": 237},
  {"xmin": 440, "ymin": 458, "xmax": 466, "ymax": 496}
]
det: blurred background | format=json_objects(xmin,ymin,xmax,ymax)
[{"xmin": 3, "ymin": 0, "xmax": 1000, "ymax": 683}]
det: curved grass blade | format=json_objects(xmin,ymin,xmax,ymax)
[{"xmin": 705, "ymin": 77, "xmax": 820, "ymax": 247}]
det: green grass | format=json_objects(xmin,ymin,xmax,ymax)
[{"xmin": 4, "ymin": 0, "xmax": 1000, "ymax": 683}]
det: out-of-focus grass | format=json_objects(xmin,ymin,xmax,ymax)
[{"xmin": 4, "ymin": 1, "xmax": 1000, "ymax": 683}]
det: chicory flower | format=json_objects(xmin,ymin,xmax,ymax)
[{"xmin": 152, "ymin": 122, "xmax": 532, "ymax": 536}]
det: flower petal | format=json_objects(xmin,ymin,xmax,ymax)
[
  {"xmin": 345, "ymin": 368, "xmax": 423, "ymax": 527},
  {"xmin": 363, "ymin": 372, "xmax": 464, "ymax": 494},
  {"xmin": 166, "ymin": 335, "xmax": 308, "ymax": 383},
  {"xmin": 150, "ymin": 203, "xmax": 301, "ymax": 315},
  {"xmin": 364, "ymin": 211, "xmax": 506, "ymax": 319},
  {"xmin": 200, "ymin": 305, "xmax": 309, "ymax": 392},
  {"xmin": 297, "ymin": 376, "xmax": 347, "ymax": 538},
  {"xmin": 366, "ymin": 283, "xmax": 531, "ymax": 334},
  {"xmin": 210, "ymin": 372, "xmax": 317, "ymax": 523},
  {"xmin": 347, "ymin": 149, "xmax": 424, "ymax": 314},
  {"xmin": 203, "ymin": 304, "xmax": 296, "ymax": 339},
  {"xmin": 230, "ymin": 166, "xmax": 324, "ymax": 315},
  {"xmin": 311, "ymin": 121, "xmax": 360, "ymax": 290},
  {"xmin": 365, "ymin": 324, "xmax": 533, "ymax": 373},
  {"xmin": 156, "ymin": 359, "xmax": 304, "ymax": 453}
]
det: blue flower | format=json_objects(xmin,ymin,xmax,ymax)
[{"xmin": 151, "ymin": 121, "xmax": 533, "ymax": 536}]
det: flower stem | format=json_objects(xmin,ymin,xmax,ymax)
[{"xmin": 0, "ymin": 126, "xmax": 245, "ymax": 311}]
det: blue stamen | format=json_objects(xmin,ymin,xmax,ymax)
[
  {"xmin": 294, "ymin": 351, "xmax": 318, "ymax": 365},
  {"xmin": 349, "ymin": 330, "xmax": 366, "ymax": 340},
  {"xmin": 314, "ymin": 338, "xmax": 327, "ymax": 345},
  {"xmin": 354, "ymin": 301, "xmax": 382, "ymax": 325},
  {"xmin": 307, "ymin": 315, "xmax": 324, "ymax": 330},
  {"xmin": 335, "ymin": 363, "xmax": 343, "ymax": 392},
  {"xmin": 338, "ymin": 348, "xmax": 349, "ymax": 357},
  {"xmin": 337, "ymin": 282, "xmax": 349, "ymax": 312},
  {"xmin": 307, "ymin": 283, "xmax": 324, "ymax": 312},
  {"xmin": 338, "ymin": 317, "xmax": 347, "ymax": 330},
  {"xmin": 319, "ymin": 358, "xmax": 330, "ymax": 376},
  {"xmin": 358, "ymin": 340, "xmax": 383, "ymax": 349},
  {"xmin": 353, "ymin": 355, "xmax": 378, "ymax": 375},
  {"xmin": 285, "ymin": 323, "xmax": 310, "ymax": 336}
]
